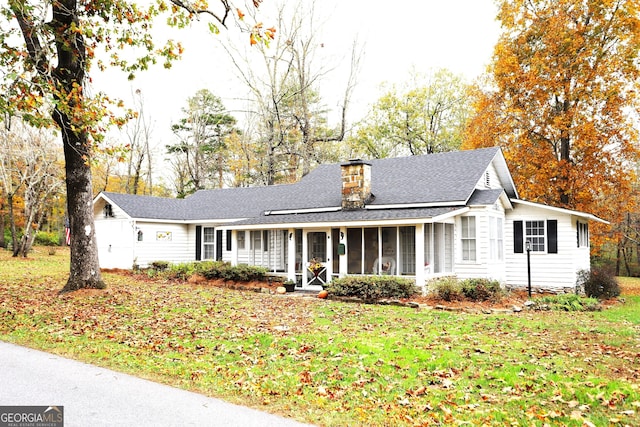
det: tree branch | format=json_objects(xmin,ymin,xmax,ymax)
[{"xmin": 169, "ymin": 0, "xmax": 231, "ymax": 27}]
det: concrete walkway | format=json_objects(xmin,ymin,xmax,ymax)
[{"xmin": 0, "ymin": 341, "xmax": 315, "ymax": 427}]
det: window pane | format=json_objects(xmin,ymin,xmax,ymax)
[
  {"xmin": 461, "ymin": 217, "xmax": 476, "ymax": 261},
  {"xmin": 424, "ymin": 223, "xmax": 432, "ymax": 271},
  {"xmin": 399, "ymin": 226, "xmax": 415, "ymax": 275},
  {"xmin": 237, "ymin": 231, "xmax": 245, "ymax": 249},
  {"xmin": 203, "ymin": 227, "xmax": 215, "ymax": 243},
  {"xmin": 204, "ymin": 245, "xmax": 215, "ymax": 259},
  {"xmin": 347, "ymin": 228, "xmax": 362, "ymax": 274},
  {"xmin": 526, "ymin": 221, "xmax": 545, "ymax": 252},
  {"xmin": 445, "ymin": 224, "xmax": 454, "ymax": 272},
  {"xmin": 364, "ymin": 228, "xmax": 378, "ymax": 274},
  {"xmin": 381, "ymin": 227, "xmax": 397, "ymax": 258},
  {"xmin": 307, "ymin": 232, "xmax": 326, "ymax": 262},
  {"xmin": 497, "ymin": 217, "xmax": 503, "ymax": 260}
]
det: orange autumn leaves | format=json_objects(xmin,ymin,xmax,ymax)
[{"xmin": 464, "ymin": 0, "xmax": 640, "ymax": 248}]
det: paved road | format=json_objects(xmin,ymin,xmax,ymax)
[{"xmin": 0, "ymin": 341, "xmax": 315, "ymax": 427}]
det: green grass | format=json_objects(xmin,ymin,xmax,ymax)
[{"xmin": 1, "ymin": 248, "xmax": 639, "ymax": 426}]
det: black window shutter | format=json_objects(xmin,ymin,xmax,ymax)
[
  {"xmin": 216, "ymin": 229, "xmax": 223, "ymax": 261},
  {"xmin": 514, "ymin": 221, "xmax": 524, "ymax": 253},
  {"xmin": 547, "ymin": 220, "xmax": 558, "ymax": 254},
  {"xmin": 226, "ymin": 230, "xmax": 232, "ymax": 251},
  {"xmin": 195, "ymin": 226, "xmax": 202, "ymax": 261}
]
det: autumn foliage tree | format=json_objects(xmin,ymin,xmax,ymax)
[
  {"xmin": 464, "ymin": 0, "xmax": 640, "ymax": 250},
  {"xmin": 350, "ymin": 69, "xmax": 471, "ymax": 159},
  {"xmin": 1, "ymin": 1, "xmax": 271, "ymax": 292}
]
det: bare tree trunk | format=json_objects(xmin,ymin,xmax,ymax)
[
  {"xmin": 51, "ymin": 0, "xmax": 105, "ymax": 292},
  {"xmin": 0, "ymin": 205, "xmax": 4, "ymax": 249},
  {"xmin": 7, "ymin": 193, "xmax": 19, "ymax": 255},
  {"xmin": 11, "ymin": 0, "xmax": 105, "ymax": 290},
  {"xmin": 58, "ymin": 113, "xmax": 106, "ymax": 292}
]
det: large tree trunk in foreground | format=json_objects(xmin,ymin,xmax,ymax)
[
  {"xmin": 50, "ymin": 0, "xmax": 105, "ymax": 293},
  {"xmin": 59, "ymin": 121, "xmax": 105, "ymax": 292},
  {"xmin": 11, "ymin": 0, "xmax": 106, "ymax": 292}
]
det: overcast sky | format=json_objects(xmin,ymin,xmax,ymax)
[{"xmin": 92, "ymin": 0, "xmax": 501, "ymax": 150}]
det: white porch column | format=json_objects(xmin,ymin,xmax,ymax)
[
  {"xmin": 287, "ymin": 228, "xmax": 296, "ymax": 282},
  {"xmin": 339, "ymin": 226, "xmax": 348, "ymax": 277},
  {"xmin": 230, "ymin": 230, "xmax": 238, "ymax": 266},
  {"xmin": 415, "ymin": 223, "xmax": 426, "ymax": 290}
]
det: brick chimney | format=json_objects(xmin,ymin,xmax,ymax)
[{"xmin": 341, "ymin": 159, "xmax": 372, "ymax": 210}]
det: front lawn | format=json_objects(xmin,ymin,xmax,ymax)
[{"xmin": 1, "ymin": 248, "xmax": 639, "ymax": 426}]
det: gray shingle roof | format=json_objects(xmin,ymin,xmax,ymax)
[
  {"xmin": 98, "ymin": 147, "xmax": 512, "ymax": 223},
  {"xmin": 101, "ymin": 192, "xmax": 188, "ymax": 220},
  {"xmin": 228, "ymin": 206, "xmax": 466, "ymax": 227},
  {"xmin": 467, "ymin": 189, "xmax": 505, "ymax": 206}
]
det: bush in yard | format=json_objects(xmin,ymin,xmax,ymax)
[
  {"xmin": 325, "ymin": 276, "xmax": 418, "ymax": 300},
  {"xmin": 165, "ymin": 263, "xmax": 197, "ymax": 280},
  {"xmin": 150, "ymin": 260, "xmax": 170, "ymax": 271},
  {"xmin": 428, "ymin": 276, "xmax": 463, "ymax": 301},
  {"xmin": 460, "ymin": 278, "xmax": 503, "ymax": 301},
  {"xmin": 533, "ymin": 294, "xmax": 601, "ymax": 311},
  {"xmin": 197, "ymin": 261, "xmax": 267, "ymax": 282},
  {"xmin": 34, "ymin": 231, "xmax": 60, "ymax": 246},
  {"xmin": 577, "ymin": 267, "xmax": 620, "ymax": 299}
]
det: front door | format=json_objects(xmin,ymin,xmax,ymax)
[{"xmin": 304, "ymin": 230, "xmax": 331, "ymax": 289}]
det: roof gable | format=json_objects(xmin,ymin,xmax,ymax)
[{"xmin": 97, "ymin": 192, "xmax": 188, "ymax": 221}]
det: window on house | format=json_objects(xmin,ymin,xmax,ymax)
[
  {"xmin": 237, "ymin": 231, "xmax": 245, "ymax": 250},
  {"xmin": 399, "ymin": 226, "xmax": 416, "ymax": 275},
  {"xmin": 577, "ymin": 222, "xmax": 589, "ymax": 248},
  {"xmin": 490, "ymin": 217, "xmax": 503, "ymax": 260},
  {"xmin": 461, "ymin": 216, "xmax": 476, "ymax": 261},
  {"xmin": 526, "ymin": 220, "xmax": 545, "ymax": 252},
  {"xmin": 203, "ymin": 227, "xmax": 216, "ymax": 259},
  {"xmin": 429, "ymin": 223, "xmax": 454, "ymax": 274},
  {"xmin": 514, "ymin": 219, "xmax": 557, "ymax": 254},
  {"xmin": 347, "ymin": 228, "xmax": 363, "ymax": 274},
  {"xmin": 363, "ymin": 228, "xmax": 378, "ymax": 273},
  {"xmin": 103, "ymin": 203, "xmax": 114, "ymax": 218}
]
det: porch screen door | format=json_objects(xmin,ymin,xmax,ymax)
[{"xmin": 307, "ymin": 231, "xmax": 327, "ymax": 286}]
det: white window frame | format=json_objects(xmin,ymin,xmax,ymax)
[
  {"xmin": 578, "ymin": 222, "xmax": 589, "ymax": 248},
  {"xmin": 461, "ymin": 216, "xmax": 476, "ymax": 262},
  {"xmin": 525, "ymin": 220, "xmax": 546, "ymax": 252},
  {"xmin": 490, "ymin": 216, "xmax": 504, "ymax": 261},
  {"xmin": 237, "ymin": 231, "xmax": 246, "ymax": 250},
  {"xmin": 203, "ymin": 227, "xmax": 216, "ymax": 259}
]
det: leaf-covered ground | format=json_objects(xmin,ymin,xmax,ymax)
[{"xmin": 1, "ymin": 248, "xmax": 639, "ymax": 426}]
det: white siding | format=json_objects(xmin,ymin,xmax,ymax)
[
  {"xmin": 95, "ymin": 218, "xmax": 134, "ymax": 269},
  {"xmin": 455, "ymin": 206, "xmax": 507, "ymax": 283},
  {"xmin": 233, "ymin": 229, "xmax": 288, "ymax": 271},
  {"xmin": 133, "ymin": 222, "xmax": 190, "ymax": 268},
  {"xmin": 475, "ymin": 163, "xmax": 501, "ymax": 190},
  {"xmin": 94, "ymin": 199, "xmax": 134, "ymax": 269},
  {"xmin": 505, "ymin": 204, "xmax": 586, "ymax": 292}
]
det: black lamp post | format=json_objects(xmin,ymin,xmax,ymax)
[{"xmin": 525, "ymin": 240, "xmax": 532, "ymax": 298}]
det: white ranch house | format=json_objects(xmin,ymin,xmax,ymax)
[{"xmin": 93, "ymin": 147, "xmax": 606, "ymax": 293}]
